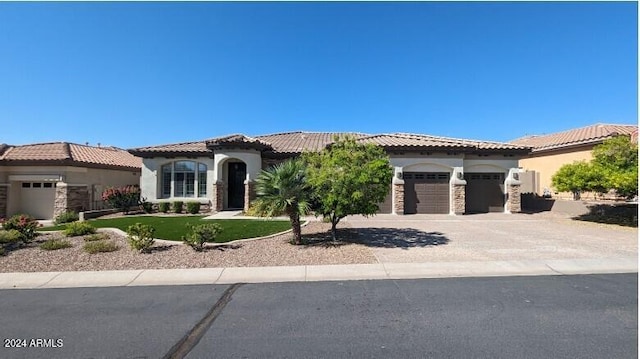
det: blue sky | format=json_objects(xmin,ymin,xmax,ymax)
[{"xmin": 0, "ymin": 2, "xmax": 637, "ymax": 148}]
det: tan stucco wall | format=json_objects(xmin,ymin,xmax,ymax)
[
  {"xmin": 1, "ymin": 165, "xmax": 140, "ymax": 218},
  {"xmin": 518, "ymin": 145, "xmax": 593, "ymax": 198}
]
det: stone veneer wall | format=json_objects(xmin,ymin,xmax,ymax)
[
  {"xmin": 54, "ymin": 184, "xmax": 89, "ymax": 218},
  {"xmin": 244, "ymin": 180, "xmax": 255, "ymax": 212},
  {"xmin": 393, "ymin": 182, "xmax": 404, "ymax": 215},
  {"xmin": 0, "ymin": 185, "xmax": 7, "ymax": 219},
  {"xmin": 213, "ymin": 181, "xmax": 224, "ymax": 212},
  {"xmin": 452, "ymin": 184, "xmax": 466, "ymax": 214},
  {"xmin": 507, "ymin": 184, "xmax": 521, "ymax": 213}
]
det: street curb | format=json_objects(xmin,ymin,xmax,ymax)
[{"xmin": 0, "ymin": 257, "xmax": 636, "ymax": 289}]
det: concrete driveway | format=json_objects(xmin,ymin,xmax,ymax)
[{"xmin": 343, "ymin": 213, "xmax": 638, "ymax": 264}]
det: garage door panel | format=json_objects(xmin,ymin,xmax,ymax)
[
  {"xmin": 19, "ymin": 182, "xmax": 56, "ymax": 219},
  {"xmin": 404, "ymin": 172, "xmax": 450, "ymax": 214},
  {"xmin": 465, "ymin": 173, "xmax": 505, "ymax": 214},
  {"xmin": 377, "ymin": 186, "xmax": 393, "ymax": 214}
]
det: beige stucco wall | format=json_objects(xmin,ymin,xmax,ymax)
[
  {"xmin": 0, "ymin": 165, "xmax": 140, "ymax": 218},
  {"xmin": 518, "ymin": 145, "xmax": 593, "ymax": 198},
  {"xmin": 140, "ymin": 157, "xmax": 215, "ymax": 203}
]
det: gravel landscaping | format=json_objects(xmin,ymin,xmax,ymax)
[{"xmin": 0, "ymin": 221, "xmax": 378, "ymax": 273}]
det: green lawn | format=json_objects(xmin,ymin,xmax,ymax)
[{"xmin": 40, "ymin": 216, "xmax": 292, "ymax": 242}]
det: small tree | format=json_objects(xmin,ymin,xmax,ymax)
[
  {"xmin": 551, "ymin": 136, "xmax": 638, "ymax": 199},
  {"xmin": 551, "ymin": 161, "xmax": 597, "ymax": 200},
  {"xmin": 591, "ymin": 136, "xmax": 638, "ymax": 198},
  {"xmin": 252, "ymin": 158, "xmax": 311, "ymax": 245},
  {"xmin": 303, "ymin": 136, "xmax": 393, "ymax": 241}
]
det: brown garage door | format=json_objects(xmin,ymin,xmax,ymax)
[
  {"xmin": 404, "ymin": 172, "xmax": 450, "ymax": 214},
  {"xmin": 377, "ymin": 186, "xmax": 393, "ymax": 214},
  {"xmin": 465, "ymin": 173, "xmax": 505, "ymax": 213}
]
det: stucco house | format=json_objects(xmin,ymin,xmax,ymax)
[
  {"xmin": 129, "ymin": 132, "xmax": 530, "ymax": 215},
  {"xmin": 511, "ymin": 123, "xmax": 638, "ymax": 199},
  {"xmin": 0, "ymin": 142, "xmax": 142, "ymax": 220}
]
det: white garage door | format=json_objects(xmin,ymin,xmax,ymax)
[{"xmin": 20, "ymin": 182, "xmax": 56, "ymax": 219}]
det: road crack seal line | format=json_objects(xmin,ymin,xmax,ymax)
[{"xmin": 162, "ymin": 283, "xmax": 244, "ymax": 359}]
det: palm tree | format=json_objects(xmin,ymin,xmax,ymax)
[{"xmin": 252, "ymin": 158, "xmax": 311, "ymax": 245}]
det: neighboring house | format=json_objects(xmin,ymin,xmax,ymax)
[
  {"xmin": 0, "ymin": 142, "xmax": 142, "ymax": 220},
  {"xmin": 129, "ymin": 132, "xmax": 530, "ymax": 215},
  {"xmin": 511, "ymin": 123, "xmax": 638, "ymax": 199}
]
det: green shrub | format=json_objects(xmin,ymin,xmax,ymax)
[
  {"xmin": 172, "ymin": 201, "xmax": 184, "ymax": 214},
  {"xmin": 244, "ymin": 204, "xmax": 267, "ymax": 217},
  {"xmin": 141, "ymin": 200, "xmax": 154, "ymax": 214},
  {"xmin": 186, "ymin": 202, "xmax": 201, "ymax": 214},
  {"xmin": 63, "ymin": 221, "xmax": 97, "ymax": 237},
  {"xmin": 126, "ymin": 223, "xmax": 155, "ymax": 253},
  {"xmin": 84, "ymin": 233, "xmax": 107, "ymax": 242},
  {"xmin": 40, "ymin": 238, "xmax": 72, "ymax": 251},
  {"xmin": 182, "ymin": 223, "xmax": 223, "ymax": 251},
  {"xmin": 83, "ymin": 240, "xmax": 119, "ymax": 254},
  {"xmin": 53, "ymin": 211, "xmax": 79, "ymax": 225},
  {"xmin": 2, "ymin": 214, "xmax": 39, "ymax": 242},
  {"xmin": 0, "ymin": 229, "xmax": 22, "ymax": 244},
  {"xmin": 158, "ymin": 202, "xmax": 170, "ymax": 213}
]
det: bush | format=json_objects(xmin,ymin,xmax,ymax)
[
  {"xmin": 2, "ymin": 214, "xmax": 39, "ymax": 242},
  {"xmin": 84, "ymin": 233, "xmax": 108, "ymax": 242},
  {"xmin": 0, "ymin": 229, "xmax": 22, "ymax": 244},
  {"xmin": 182, "ymin": 223, "xmax": 223, "ymax": 251},
  {"xmin": 0, "ymin": 229, "xmax": 23, "ymax": 255},
  {"xmin": 53, "ymin": 211, "xmax": 79, "ymax": 225},
  {"xmin": 126, "ymin": 223, "xmax": 155, "ymax": 253},
  {"xmin": 244, "ymin": 204, "xmax": 267, "ymax": 217},
  {"xmin": 63, "ymin": 221, "xmax": 97, "ymax": 237},
  {"xmin": 158, "ymin": 202, "xmax": 170, "ymax": 213},
  {"xmin": 83, "ymin": 240, "xmax": 119, "ymax": 254},
  {"xmin": 186, "ymin": 202, "xmax": 201, "ymax": 214},
  {"xmin": 141, "ymin": 200, "xmax": 154, "ymax": 214},
  {"xmin": 172, "ymin": 201, "xmax": 184, "ymax": 214},
  {"xmin": 102, "ymin": 185, "xmax": 140, "ymax": 214},
  {"xmin": 40, "ymin": 238, "xmax": 72, "ymax": 251}
]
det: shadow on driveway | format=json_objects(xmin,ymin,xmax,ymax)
[{"xmin": 304, "ymin": 227, "xmax": 450, "ymax": 250}]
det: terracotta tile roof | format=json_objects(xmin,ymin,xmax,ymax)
[
  {"xmin": 357, "ymin": 133, "xmax": 529, "ymax": 151},
  {"xmin": 206, "ymin": 134, "xmax": 273, "ymax": 150},
  {"xmin": 0, "ymin": 142, "xmax": 141, "ymax": 170},
  {"xmin": 511, "ymin": 123, "xmax": 638, "ymax": 152},
  {"xmin": 128, "ymin": 140, "xmax": 210, "ymax": 156},
  {"xmin": 256, "ymin": 131, "xmax": 367, "ymax": 153},
  {"xmin": 69, "ymin": 144, "xmax": 141, "ymax": 169},
  {"xmin": 128, "ymin": 131, "xmax": 529, "ymax": 156}
]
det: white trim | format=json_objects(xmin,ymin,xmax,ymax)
[{"xmin": 9, "ymin": 174, "xmax": 63, "ymax": 182}]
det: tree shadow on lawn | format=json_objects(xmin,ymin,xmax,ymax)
[{"xmin": 304, "ymin": 227, "xmax": 450, "ymax": 250}]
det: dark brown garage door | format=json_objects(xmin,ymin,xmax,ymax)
[
  {"xmin": 465, "ymin": 173, "xmax": 505, "ymax": 213},
  {"xmin": 404, "ymin": 172, "xmax": 450, "ymax": 214},
  {"xmin": 377, "ymin": 186, "xmax": 393, "ymax": 214}
]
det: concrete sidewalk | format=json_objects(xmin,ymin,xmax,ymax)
[{"xmin": 0, "ymin": 257, "xmax": 636, "ymax": 289}]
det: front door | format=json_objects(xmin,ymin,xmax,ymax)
[{"xmin": 228, "ymin": 162, "xmax": 246, "ymax": 209}]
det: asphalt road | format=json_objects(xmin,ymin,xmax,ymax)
[{"xmin": 1, "ymin": 274, "xmax": 636, "ymax": 359}]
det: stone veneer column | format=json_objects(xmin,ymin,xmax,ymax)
[
  {"xmin": 213, "ymin": 180, "xmax": 224, "ymax": 212},
  {"xmin": 507, "ymin": 184, "xmax": 522, "ymax": 213},
  {"xmin": 0, "ymin": 184, "xmax": 8, "ymax": 219},
  {"xmin": 392, "ymin": 179, "xmax": 405, "ymax": 215},
  {"xmin": 452, "ymin": 183, "xmax": 466, "ymax": 215},
  {"xmin": 54, "ymin": 183, "xmax": 89, "ymax": 218},
  {"xmin": 244, "ymin": 179, "xmax": 255, "ymax": 213}
]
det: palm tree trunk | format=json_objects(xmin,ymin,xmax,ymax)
[{"xmin": 290, "ymin": 213, "xmax": 302, "ymax": 245}]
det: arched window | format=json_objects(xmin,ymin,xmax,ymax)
[{"xmin": 160, "ymin": 161, "xmax": 207, "ymax": 198}]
